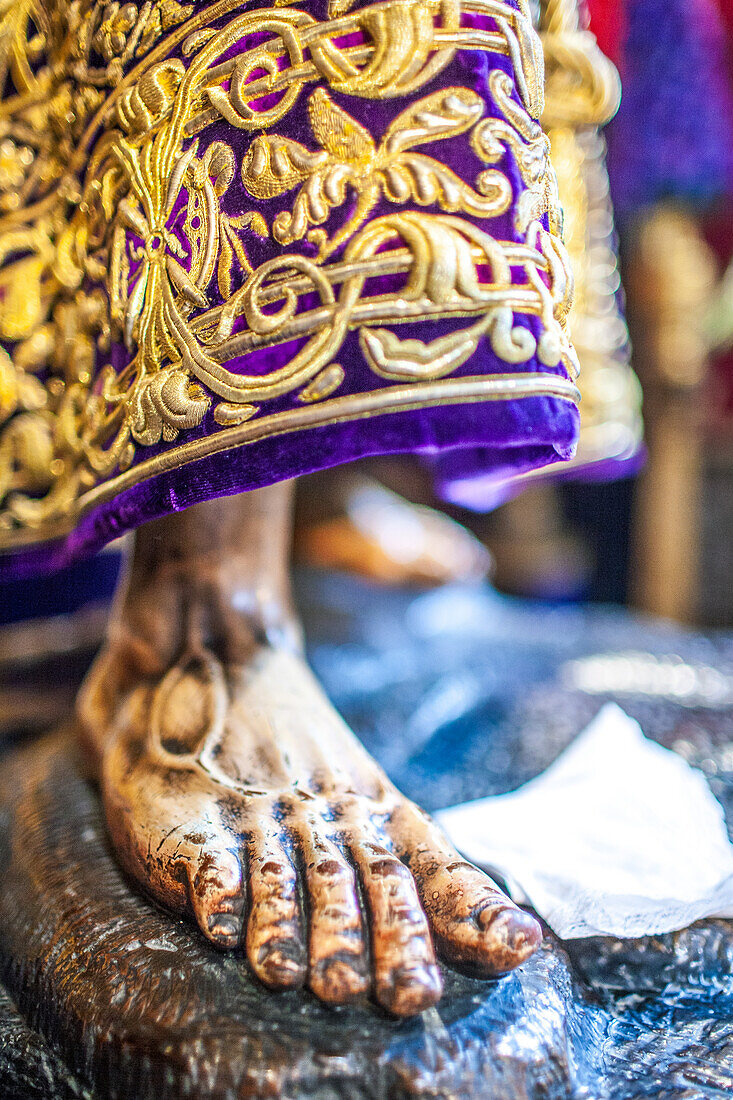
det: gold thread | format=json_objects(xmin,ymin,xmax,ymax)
[{"xmin": 0, "ymin": 372, "xmax": 580, "ymax": 550}]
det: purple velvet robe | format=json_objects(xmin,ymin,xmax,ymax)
[{"xmin": 0, "ymin": 0, "xmax": 580, "ymax": 574}]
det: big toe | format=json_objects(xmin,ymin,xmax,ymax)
[
  {"xmin": 389, "ymin": 803, "xmax": 543, "ymax": 976},
  {"xmin": 421, "ymin": 860, "xmax": 542, "ymax": 975}
]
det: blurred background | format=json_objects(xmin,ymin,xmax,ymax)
[{"xmin": 486, "ymin": 0, "xmax": 733, "ymax": 627}]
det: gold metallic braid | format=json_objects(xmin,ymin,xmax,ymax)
[
  {"xmin": 539, "ymin": 0, "xmax": 620, "ymax": 128},
  {"xmin": 0, "ymin": 0, "xmax": 576, "ymax": 545},
  {"xmin": 533, "ymin": 0, "xmax": 642, "ymax": 473}
]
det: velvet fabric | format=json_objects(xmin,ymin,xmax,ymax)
[
  {"xmin": 435, "ymin": 443, "xmax": 645, "ymax": 512},
  {"xmin": 8, "ymin": 395, "xmax": 578, "ymax": 577},
  {"xmin": 0, "ymin": 0, "xmax": 580, "ymax": 575}
]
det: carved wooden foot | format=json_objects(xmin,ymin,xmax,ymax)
[
  {"xmin": 77, "ymin": 489, "xmax": 541, "ymax": 1017},
  {"xmin": 0, "ymin": 728, "xmax": 567, "ymax": 1100}
]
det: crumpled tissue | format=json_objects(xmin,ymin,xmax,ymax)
[{"xmin": 436, "ymin": 703, "xmax": 733, "ymax": 939}]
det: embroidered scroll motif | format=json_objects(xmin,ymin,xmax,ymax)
[{"xmin": 0, "ymin": 0, "xmax": 577, "ymax": 542}]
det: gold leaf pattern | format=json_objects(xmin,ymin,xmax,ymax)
[
  {"xmin": 298, "ymin": 363, "xmax": 345, "ymax": 403},
  {"xmin": 130, "ymin": 368, "xmax": 210, "ymax": 445}
]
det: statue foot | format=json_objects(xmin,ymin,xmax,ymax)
[
  {"xmin": 80, "ymin": 639, "xmax": 540, "ymax": 1016},
  {"xmin": 77, "ymin": 490, "xmax": 540, "ymax": 1016}
]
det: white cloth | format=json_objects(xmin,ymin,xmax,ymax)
[{"xmin": 436, "ymin": 703, "xmax": 733, "ymax": 939}]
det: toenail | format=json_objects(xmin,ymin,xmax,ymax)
[
  {"xmin": 505, "ymin": 911, "xmax": 543, "ymax": 955},
  {"xmin": 475, "ymin": 902, "xmax": 503, "ymax": 930},
  {"xmin": 383, "ymin": 965, "xmax": 443, "ymax": 1015},
  {"xmin": 479, "ymin": 906, "xmax": 543, "ymax": 956},
  {"xmin": 208, "ymin": 914, "xmax": 240, "ymax": 942},
  {"xmin": 258, "ymin": 947, "xmax": 305, "ymax": 986},
  {"xmin": 397, "ymin": 965, "xmax": 441, "ymax": 997},
  {"xmin": 315, "ymin": 859, "xmax": 341, "ymax": 876},
  {"xmin": 370, "ymin": 858, "xmax": 409, "ymax": 880},
  {"xmin": 368, "ymin": 858, "xmax": 393, "ymax": 877},
  {"xmin": 261, "ymin": 860, "xmax": 284, "ymax": 876},
  {"xmin": 315, "ymin": 958, "xmax": 367, "ymax": 1001}
]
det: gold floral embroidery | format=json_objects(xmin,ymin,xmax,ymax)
[
  {"xmin": 0, "ymin": 0, "xmax": 576, "ymax": 544},
  {"xmin": 242, "ymin": 87, "xmax": 512, "ymax": 258},
  {"xmin": 193, "ymin": 0, "xmax": 544, "ymax": 134},
  {"xmin": 93, "ymin": 3, "xmax": 138, "ymax": 60},
  {"xmin": 203, "ymin": 212, "xmax": 574, "ymax": 387},
  {"xmin": 472, "ymin": 69, "xmax": 562, "ymax": 234},
  {"xmin": 79, "ymin": 0, "xmax": 194, "ymax": 85},
  {"xmin": 0, "ymin": 347, "xmax": 55, "ymax": 510}
]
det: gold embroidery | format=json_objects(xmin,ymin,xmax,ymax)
[
  {"xmin": 472, "ymin": 69, "xmax": 562, "ymax": 234},
  {"xmin": 0, "ymin": 0, "xmax": 576, "ymax": 545},
  {"xmin": 298, "ymin": 364, "xmax": 345, "ymax": 404},
  {"xmin": 243, "ymin": 87, "xmax": 512, "ymax": 258},
  {"xmin": 192, "ymin": 0, "xmax": 544, "ymax": 134},
  {"xmin": 0, "ymin": 348, "xmax": 54, "ymax": 508},
  {"xmin": 3, "ymin": 371, "xmax": 580, "ymax": 548},
  {"xmin": 79, "ymin": 0, "xmax": 194, "ymax": 85}
]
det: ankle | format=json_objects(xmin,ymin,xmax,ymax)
[{"xmin": 116, "ymin": 549, "xmax": 301, "ymax": 667}]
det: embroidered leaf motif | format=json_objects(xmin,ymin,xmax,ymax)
[
  {"xmin": 383, "ymin": 88, "xmax": 484, "ymax": 157},
  {"xmin": 347, "ymin": 213, "xmax": 493, "ymax": 307},
  {"xmin": 214, "ymin": 402, "xmax": 257, "ymax": 426},
  {"xmin": 130, "ymin": 368, "xmax": 210, "ymax": 445},
  {"xmin": 408, "ymin": 216, "xmax": 484, "ymax": 303},
  {"xmin": 308, "ymin": 88, "xmax": 375, "ymax": 162},
  {"xmin": 273, "ymin": 164, "xmax": 365, "ymax": 246},
  {"xmin": 159, "ymin": 0, "xmax": 195, "ymax": 32},
  {"xmin": 240, "ymin": 86, "xmax": 510, "ymax": 258},
  {"xmin": 217, "ymin": 213, "xmax": 267, "ymax": 299},
  {"xmin": 242, "ymin": 134, "xmax": 327, "ymax": 201},
  {"xmin": 313, "ymin": 1, "xmax": 438, "ymax": 97},
  {"xmin": 298, "ymin": 362, "xmax": 344, "ymax": 402},
  {"xmin": 361, "ymin": 326, "xmax": 480, "ymax": 380},
  {"xmin": 383, "ymin": 153, "xmax": 511, "ymax": 216},
  {"xmin": 166, "ymin": 255, "xmax": 209, "ymax": 308},
  {"xmin": 352, "ymin": 213, "xmax": 534, "ymax": 382},
  {"xmin": 217, "ymin": 233, "xmax": 234, "ymax": 300}
]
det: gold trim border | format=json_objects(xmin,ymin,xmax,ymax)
[{"xmin": 2, "ymin": 371, "xmax": 580, "ymax": 551}]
